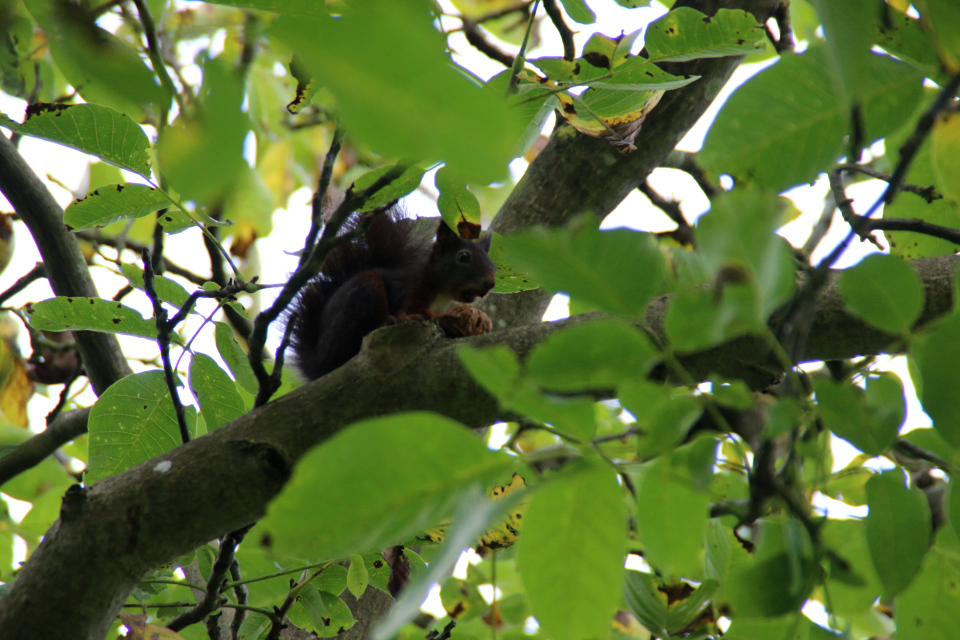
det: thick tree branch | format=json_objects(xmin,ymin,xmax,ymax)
[
  {"xmin": 0, "ymin": 133, "xmax": 133, "ymax": 394},
  {"xmin": 1, "ymin": 253, "xmax": 956, "ymax": 638},
  {"xmin": 0, "ymin": 408, "xmax": 89, "ymax": 486},
  {"xmin": 484, "ymin": 0, "xmax": 782, "ymax": 328}
]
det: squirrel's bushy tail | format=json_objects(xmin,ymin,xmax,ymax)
[{"xmin": 286, "ymin": 209, "xmax": 432, "ymax": 379}]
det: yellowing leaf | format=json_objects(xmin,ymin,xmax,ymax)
[
  {"xmin": 931, "ymin": 111, "xmax": 960, "ymax": 205},
  {"xmin": 0, "ymin": 339, "xmax": 33, "ymax": 428},
  {"xmin": 420, "ymin": 473, "xmax": 529, "ymax": 549}
]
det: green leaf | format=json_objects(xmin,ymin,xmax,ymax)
[
  {"xmin": 214, "ymin": 322, "xmax": 258, "ymax": 395},
  {"xmin": 347, "ymin": 554, "xmax": 368, "ymax": 599},
  {"xmin": 459, "ymin": 345, "xmax": 597, "ymax": 441},
  {"xmin": 622, "ymin": 571, "xmax": 669, "ymax": 638},
  {"xmin": 24, "ymin": 297, "xmax": 160, "ymax": 342},
  {"xmin": 865, "ymin": 470, "xmax": 931, "ymax": 597},
  {"xmin": 644, "ymin": 8, "xmax": 766, "ymax": 63},
  {"xmin": 488, "ymin": 233, "xmax": 539, "ymax": 294},
  {"xmin": 669, "ymin": 188, "xmax": 795, "ymax": 344},
  {"xmin": 931, "ymin": 110, "xmax": 960, "ymax": 205},
  {"xmin": 577, "ymin": 57, "xmax": 699, "ymax": 91},
  {"xmin": 726, "ymin": 517, "xmax": 818, "ymax": 617},
  {"xmin": 814, "ymin": 374, "xmax": 903, "ymax": 456},
  {"xmin": 42, "ymin": 20, "xmax": 167, "ymax": 116},
  {"xmin": 581, "ymin": 31, "xmax": 641, "ymax": 69},
  {"xmin": 558, "ymin": 0, "xmax": 595, "ymax": 24},
  {"xmin": 271, "ymin": 5, "xmax": 523, "ymax": 182},
  {"xmin": 700, "ymin": 47, "xmax": 923, "ymax": 193},
  {"xmin": 526, "ymin": 319, "xmax": 658, "ymax": 392},
  {"xmin": 820, "ymin": 519, "xmax": 884, "ymax": 615},
  {"xmin": 260, "ymin": 412, "xmax": 514, "ymax": 559},
  {"xmin": 457, "ymin": 344, "xmax": 521, "ymax": 400},
  {"xmin": 63, "ymin": 184, "xmax": 171, "ymax": 232},
  {"xmin": 502, "ymin": 219, "xmax": 667, "ymax": 317},
  {"xmin": 0, "ymin": 104, "xmax": 151, "ymax": 177},
  {"xmin": 914, "ymin": 0, "xmax": 960, "ymax": 72},
  {"xmin": 840, "ymin": 253, "xmax": 925, "ymax": 335},
  {"xmin": 157, "ymin": 58, "xmax": 247, "ymax": 204},
  {"xmin": 517, "ymin": 460, "xmax": 625, "ymax": 640},
  {"xmin": 189, "ymin": 353, "xmax": 246, "ymax": 431},
  {"xmin": 895, "ymin": 541, "xmax": 960, "ymax": 640},
  {"xmin": 635, "ymin": 451, "xmax": 710, "ymax": 578},
  {"xmin": 351, "ymin": 164, "xmax": 428, "ymax": 213},
  {"xmin": 810, "ymin": 0, "xmax": 878, "ymax": 105},
  {"xmin": 435, "ymin": 167, "xmax": 482, "ymax": 228},
  {"xmin": 725, "ymin": 615, "xmax": 839, "ymax": 640},
  {"xmin": 704, "ymin": 519, "xmax": 753, "ymax": 598},
  {"xmin": 200, "ymin": 0, "xmax": 326, "ymax": 16},
  {"xmin": 86, "ymin": 371, "xmax": 194, "ymax": 483},
  {"xmin": 120, "ymin": 264, "xmax": 191, "ymax": 310},
  {"xmin": 620, "ymin": 380, "xmax": 702, "ymax": 458},
  {"xmin": 876, "ymin": 8, "xmax": 942, "ymax": 77},
  {"xmin": 912, "ymin": 310, "xmax": 960, "ymax": 448}
]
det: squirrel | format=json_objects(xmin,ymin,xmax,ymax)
[{"xmin": 287, "ymin": 209, "xmax": 497, "ymax": 380}]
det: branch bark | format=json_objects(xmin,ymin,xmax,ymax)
[
  {"xmin": 484, "ymin": 0, "xmax": 782, "ymax": 328},
  {"xmin": 0, "ymin": 134, "xmax": 133, "ymax": 394},
  {"xmin": 1, "ymin": 252, "xmax": 957, "ymax": 638}
]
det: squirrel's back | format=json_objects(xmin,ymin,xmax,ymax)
[{"xmin": 288, "ymin": 209, "xmax": 435, "ymax": 380}]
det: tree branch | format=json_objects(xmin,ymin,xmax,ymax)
[
  {"xmin": 484, "ymin": 0, "xmax": 782, "ymax": 328},
  {"xmin": 1, "ymin": 252, "xmax": 957, "ymax": 638},
  {"xmin": 0, "ymin": 408, "xmax": 90, "ymax": 487},
  {"xmin": 0, "ymin": 133, "xmax": 133, "ymax": 394}
]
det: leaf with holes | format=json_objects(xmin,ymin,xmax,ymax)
[
  {"xmin": 23, "ymin": 297, "xmax": 161, "ymax": 342},
  {"xmin": 0, "ymin": 104, "xmax": 151, "ymax": 177},
  {"xmin": 64, "ymin": 184, "xmax": 171, "ymax": 232}
]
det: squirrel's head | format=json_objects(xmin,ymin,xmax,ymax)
[{"xmin": 435, "ymin": 220, "xmax": 496, "ymax": 303}]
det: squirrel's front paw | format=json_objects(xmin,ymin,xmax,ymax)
[{"xmin": 438, "ymin": 303, "xmax": 493, "ymax": 337}]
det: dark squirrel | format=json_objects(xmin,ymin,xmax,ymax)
[{"xmin": 288, "ymin": 210, "xmax": 497, "ymax": 380}]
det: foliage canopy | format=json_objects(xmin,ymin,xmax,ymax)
[{"xmin": 1, "ymin": 0, "xmax": 960, "ymax": 639}]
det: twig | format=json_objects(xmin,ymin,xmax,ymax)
[
  {"xmin": 247, "ymin": 165, "xmax": 411, "ymax": 407},
  {"xmin": 800, "ymin": 199, "xmax": 836, "ymax": 257},
  {"xmin": 864, "ymin": 73, "xmax": 960, "ymax": 217},
  {"xmin": 426, "ymin": 619, "xmax": 457, "ymax": 640},
  {"xmin": 45, "ymin": 365, "xmax": 83, "ymax": 424},
  {"xmin": 229, "ymin": 559, "xmax": 248, "ymax": 640},
  {"xmin": 767, "ymin": 0, "xmax": 795, "ymax": 54},
  {"xmin": 302, "ymin": 125, "xmax": 345, "ymax": 268},
  {"xmin": 638, "ymin": 181, "xmax": 689, "ymax": 230},
  {"xmin": 0, "ymin": 408, "xmax": 90, "ymax": 486},
  {"xmin": 542, "ymin": 0, "xmax": 575, "ymax": 61},
  {"xmin": 462, "ymin": 20, "xmax": 516, "ymax": 68},
  {"xmin": 0, "ymin": 262, "xmax": 47, "ymax": 306},
  {"xmin": 74, "ymin": 231, "xmax": 211, "ymax": 286},
  {"xmin": 264, "ymin": 562, "xmax": 334, "ymax": 640},
  {"xmin": 131, "ymin": 0, "xmax": 180, "ymax": 123},
  {"xmin": 865, "ymin": 217, "xmax": 960, "ymax": 246},
  {"xmin": 827, "ymin": 170, "xmax": 882, "ymax": 250},
  {"xmin": 167, "ymin": 526, "xmax": 252, "ymax": 632},
  {"xmin": 836, "ymin": 163, "xmax": 941, "ymax": 203},
  {"xmin": 894, "ymin": 438, "xmax": 960, "ymax": 475},
  {"xmin": 142, "ymin": 248, "xmax": 191, "ymax": 444},
  {"xmin": 660, "ymin": 150, "xmax": 718, "ymax": 197},
  {"xmin": 237, "ymin": 13, "xmax": 262, "ymax": 78},
  {"xmin": 829, "ymin": 165, "xmax": 960, "ymax": 247},
  {"xmin": 448, "ymin": 1, "xmax": 532, "ymax": 30}
]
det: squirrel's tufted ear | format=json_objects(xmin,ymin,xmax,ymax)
[{"xmin": 477, "ymin": 233, "xmax": 492, "ymax": 253}]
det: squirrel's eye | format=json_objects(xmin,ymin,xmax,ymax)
[{"xmin": 457, "ymin": 250, "xmax": 471, "ymax": 263}]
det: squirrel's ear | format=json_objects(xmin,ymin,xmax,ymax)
[{"xmin": 477, "ymin": 233, "xmax": 492, "ymax": 252}]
